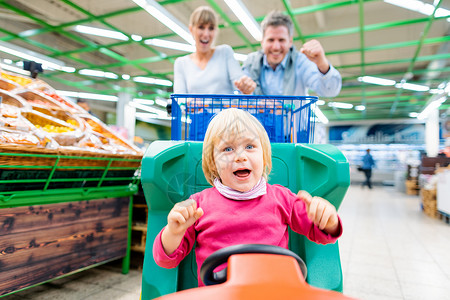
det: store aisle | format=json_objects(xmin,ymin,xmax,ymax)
[
  {"xmin": 339, "ymin": 185, "xmax": 450, "ymax": 300},
  {"xmin": 2, "ymin": 186, "xmax": 449, "ymax": 300}
]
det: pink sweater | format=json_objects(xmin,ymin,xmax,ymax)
[{"xmin": 153, "ymin": 183, "xmax": 342, "ymax": 286}]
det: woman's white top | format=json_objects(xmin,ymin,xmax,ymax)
[{"xmin": 173, "ymin": 44, "xmax": 243, "ymax": 94}]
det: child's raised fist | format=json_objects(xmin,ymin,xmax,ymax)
[
  {"xmin": 297, "ymin": 190, "xmax": 339, "ymax": 236},
  {"xmin": 167, "ymin": 199, "xmax": 204, "ymax": 236}
]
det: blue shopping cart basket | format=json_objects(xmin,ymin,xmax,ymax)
[{"xmin": 171, "ymin": 94, "xmax": 317, "ymax": 143}]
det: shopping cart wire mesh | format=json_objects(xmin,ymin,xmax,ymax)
[{"xmin": 171, "ymin": 94, "xmax": 317, "ymax": 144}]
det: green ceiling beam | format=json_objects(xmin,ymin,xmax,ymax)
[
  {"xmin": 0, "ymin": 0, "xmax": 173, "ymax": 79},
  {"xmin": 0, "ymin": 7, "xmax": 143, "ymax": 40},
  {"xmin": 358, "ymin": 0, "xmax": 366, "ymax": 118},
  {"xmin": 337, "ymin": 52, "xmax": 450, "ymax": 69},
  {"xmin": 43, "ymin": 72, "xmax": 171, "ymax": 98},
  {"xmin": 56, "ymin": 0, "xmax": 173, "ymax": 74},
  {"xmin": 337, "ymin": 89, "xmax": 416, "ymax": 98},
  {"xmin": 0, "ymin": 6, "xmax": 107, "ymax": 73},
  {"xmin": 232, "ymin": 15, "xmax": 448, "ymax": 51},
  {"xmin": 0, "ymin": 28, "xmax": 63, "ymax": 54},
  {"xmin": 300, "ymin": 15, "xmax": 448, "ymax": 40},
  {"xmin": 327, "ymin": 35, "xmax": 450, "ymax": 56},
  {"xmin": 53, "ymin": 37, "xmax": 173, "ymax": 69},
  {"xmin": 0, "ymin": 0, "xmax": 189, "ymax": 39},
  {"xmin": 340, "ymin": 95, "xmax": 426, "ymax": 103},
  {"xmin": 390, "ymin": 0, "xmax": 442, "ymax": 115},
  {"xmin": 46, "ymin": 71, "xmax": 119, "ymax": 91},
  {"xmin": 50, "ymin": 32, "xmax": 449, "ymax": 70},
  {"xmin": 41, "ymin": 74, "xmax": 117, "ymax": 94},
  {"xmin": 95, "ymin": 52, "xmax": 185, "ymax": 73},
  {"xmin": 0, "ymin": 3, "xmax": 92, "ymax": 53},
  {"xmin": 281, "ymin": 0, "xmax": 305, "ymax": 43},
  {"xmin": 342, "ymin": 66, "xmax": 450, "ymax": 82},
  {"xmin": 0, "ymin": 2, "xmax": 100, "ymax": 49},
  {"xmin": 394, "ymin": 101, "xmax": 427, "ymax": 107},
  {"xmin": 325, "ymin": 111, "xmax": 415, "ymax": 119},
  {"xmin": 349, "ymin": 101, "xmax": 427, "ymax": 108},
  {"xmin": 60, "ymin": 0, "xmax": 139, "ymax": 44},
  {"xmin": 289, "ymin": 0, "xmax": 378, "ymax": 16}
]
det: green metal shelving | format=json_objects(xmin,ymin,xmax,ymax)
[{"xmin": 0, "ymin": 149, "xmax": 141, "ymax": 207}]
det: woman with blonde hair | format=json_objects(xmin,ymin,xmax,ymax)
[{"xmin": 173, "ymin": 6, "xmax": 255, "ymax": 94}]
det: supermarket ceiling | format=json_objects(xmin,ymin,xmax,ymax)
[{"xmin": 0, "ymin": 0, "xmax": 449, "ymax": 123}]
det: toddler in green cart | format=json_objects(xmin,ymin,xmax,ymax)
[{"xmin": 153, "ymin": 108, "xmax": 343, "ymax": 286}]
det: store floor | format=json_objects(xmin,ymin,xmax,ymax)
[{"xmin": 3, "ymin": 185, "xmax": 449, "ymax": 300}]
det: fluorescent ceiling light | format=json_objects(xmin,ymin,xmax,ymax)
[
  {"xmin": 73, "ymin": 25, "xmax": 129, "ymax": 41},
  {"xmin": 445, "ymin": 82, "xmax": 450, "ymax": 95},
  {"xmin": 145, "ymin": 38, "xmax": 196, "ymax": 52},
  {"xmin": 130, "ymin": 101, "xmax": 167, "ymax": 115},
  {"xmin": 316, "ymin": 100, "xmax": 326, "ymax": 105},
  {"xmin": 56, "ymin": 90, "xmax": 118, "ymax": 102},
  {"xmin": 132, "ymin": 0, "xmax": 195, "ymax": 45},
  {"xmin": 131, "ymin": 34, "xmax": 143, "ymax": 41},
  {"xmin": 354, "ymin": 105, "xmax": 366, "ymax": 111},
  {"xmin": 3, "ymin": 58, "xmax": 13, "ymax": 64},
  {"xmin": 122, "ymin": 74, "xmax": 131, "ymax": 80},
  {"xmin": 314, "ymin": 106, "xmax": 329, "ymax": 124},
  {"xmin": 328, "ymin": 102, "xmax": 353, "ymax": 109},
  {"xmin": 395, "ymin": 82, "xmax": 430, "ymax": 92},
  {"xmin": 384, "ymin": 0, "xmax": 450, "ymax": 22},
  {"xmin": 61, "ymin": 66, "xmax": 76, "ymax": 73},
  {"xmin": 409, "ymin": 112, "xmax": 419, "ymax": 118},
  {"xmin": 136, "ymin": 112, "xmax": 172, "ymax": 121},
  {"xmin": 0, "ymin": 62, "xmax": 31, "ymax": 75},
  {"xmin": 136, "ymin": 112, "xmax": 158, "ymax": 118},
  {"xmin": 133, "ymin": 98, "xmax": 155, "ymax": 105},
  {"xmin": 224, "ymin": 0, "xmax": 262, "ymax": 41},
  {"xmin": 79, "ymin": 69, "xmax": 119, "ymax": 79},
  {"xmin": 0, "ymin": 41, "xmax": 70, "ymax": 71},
  {"xmin": 417, "ymin": 96, "xmax": 446, "ymax": 120},
  {"xmin": 133, "ymin": 76, "xmax": 173, "ymax": 87},
  {"xmin": 144, "ymin": 38, "xmax": 248, "ymax": 61},
  {"xmin": 155, "ymin": 98, "xmax": 168, "ymax": 107},
  {"xmin": 358, "ymin": 76, "xmax": 396, "ymax": 86}
]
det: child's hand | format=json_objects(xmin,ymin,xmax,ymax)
[
  {"xmin": 167, "ymin": 199, "xmax": 204, "ymax": 236},
  {"xmin": 297, "ymin": 190, "xmax": 339, "ymax": 235}
]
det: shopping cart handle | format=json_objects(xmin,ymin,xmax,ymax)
[{"xmin": 295, "ymin": 144, "xmax": 349, "ymax": 209}]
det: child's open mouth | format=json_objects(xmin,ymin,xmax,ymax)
[{"xmin": 233, "ymin": 169, "xmax": 251, "ymax": 178}]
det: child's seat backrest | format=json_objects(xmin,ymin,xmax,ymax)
[{"xmin": 140, "ymin": 141, "xmax": 349, "ymax": 299}]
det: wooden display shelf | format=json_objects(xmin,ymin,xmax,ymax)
[
  {"xmin": 405, "ymin": 179, "xmax": 419, "ymax": 195},
  {"xmin": 422, "ymin": 188, "xmax": 438, "ymax": 218},
  {"xmin": 0, "ymin": 196, "xmax": 130, "ymax": 296},
  {"xmin": 131, "ymin": 222, "xmax": 147, "ymax": 253}
]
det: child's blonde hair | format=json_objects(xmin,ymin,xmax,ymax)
[
  {"xmin": 189, "ymin": 6, "xmax": 218, "ymax": 28},
  {"xmin": 202, "ymin": 108, "xmax": 272, "ymax": 186}
]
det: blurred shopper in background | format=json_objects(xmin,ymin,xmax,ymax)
[
  {"xmin": 77, "ymin": 98, "xmax": 98, "ymax": 118},
  {"xmin": 361, "ymin": 149, "xmax": 376, "ymax": 189},
  {"xmin": 239, "ymin": 11, "xmax": 341, "ymax": 97}
]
